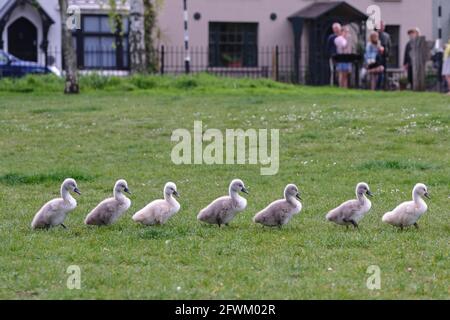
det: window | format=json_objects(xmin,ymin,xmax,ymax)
[
  {"xmin": 209, "ymin": 22, "xmax": 258, "ymax": 67},
  {"xmin": 73, "ymin": 15, "xmax": 129, "ymax": 69},
  {"xmin": 0, "ymin": 51, "xmax": 8, "ymax": 64},
  {"xmin": 385, "ymin": 25, "xmax": 399, "ymax": 68}
]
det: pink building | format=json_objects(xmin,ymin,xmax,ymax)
[
  {"xmin": 158, "ymin": 0, "xmax": 440, "ymax": 82},
  {"xmin": 157, "ymin": 0, "xmax": 436, "ymax": 69}
]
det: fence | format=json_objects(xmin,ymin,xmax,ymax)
[
  {"xmin": 157, "ymin": 46, "xmax": 300, "ymax": 83},
  {"xmin": 0, "ymin": 46, "xmax": 305, "ymax": 83},
  {"xmin": 0, "ymin": 45, "xmax": 444, "ymax": 91}
]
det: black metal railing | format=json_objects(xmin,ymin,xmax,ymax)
[
  {"xmin": 1, "ymin": 45, "xmax": 444, "ymax": 91},
  {"xmin": 156, "ymin": 45, "xmax": 300, "ymax": 83},
  {"xmin": 0, "ymin": 46, "xmax": 303, "ymax": 83}
]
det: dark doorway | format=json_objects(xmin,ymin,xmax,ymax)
[
  {"xmin": 385, "ymin": 25, "xmax": 400, "ymax": 68},
  {"xmin": 8, "ymin": 17, "xmax": 38, "ymax": 62},
  {"xmin": 289, "ymin": 2, "xmax": 368, "ymax": 85}
]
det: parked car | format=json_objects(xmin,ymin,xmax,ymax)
[{"xmin": 0, "ymin": 50, "xmax": 61, "ymax": 77}]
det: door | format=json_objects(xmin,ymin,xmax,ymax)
[
  {"xmin": 8, "ymin": 17, "xmax": 38, "ymax": 62},
  {"xmin": 385, "ymin": 25, "xmax": 400, "ymax": 68}
]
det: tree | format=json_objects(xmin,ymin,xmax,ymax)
[
  {"xmin": 143, "ymin": 0, "xmax": 158, "ymax": 73},
  {"xmin": 107, "ymin": 0, "xmax": 161, "ymax": 73},
  {"xmin": 59, "ymin": 0, "xmax": 79, "ymax": 94},
  {"xmin": 129, "ymin": 0, "xmax": 147, "ymax": 74}
]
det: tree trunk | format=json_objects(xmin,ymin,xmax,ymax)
[
  {"xmin": 129, "ymin": 0, "xmax": 147, "ymax": 74},
  {"xmin": 59, "ymin": 0, "xmax": 79, "ymax": 94},
  {"xmin": 143, "ymin": 0, "xmax": 158, "ymax": 73}
]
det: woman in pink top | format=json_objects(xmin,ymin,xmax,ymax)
[{"xmin": 334, "ymin": 26, "xmax": 352, "ymax": 88}]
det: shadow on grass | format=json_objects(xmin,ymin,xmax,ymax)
[
  {"xmin": 357, "ymin": 160, "xmax": 437, "ymax": 171},
  {"xmin": 30, "ymin": 106, "xmax": 101, "ymax": 114},
  {"xmin": 137, "ymin": 224, "xmax": 194, "ymax": 240},
  {"xmin": 0, "ymin": 171, "xmax": 94, "ymax": 185}
]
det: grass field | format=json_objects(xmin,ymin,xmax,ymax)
[{"xmin": 0, "ymin": 75, "xmax": 449, "ymax": 299}]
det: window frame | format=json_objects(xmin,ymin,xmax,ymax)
[
  {"xmin": 73, "ymin": 14, "xmax": 130, "ymax": 70},
  {"xmin": 208, "ymin": 22, "xmax": 258, "ymax": 68}
]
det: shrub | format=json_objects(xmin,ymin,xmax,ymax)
[{"xmin": 130, "ymin": 75, "xmax": 157, "ymax": 89}]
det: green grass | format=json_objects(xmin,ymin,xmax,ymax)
[{"xmin": 0, "ymin": 74, "xmax": 449, "ymax": 299}]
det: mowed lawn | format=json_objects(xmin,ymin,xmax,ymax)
[{"xmin": 0, "ymin": 76, "xmax": 449, "ymax": 299}]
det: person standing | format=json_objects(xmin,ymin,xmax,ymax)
[
  {"xmin": 327, "ymin": 22, "xmax": 341, "ymax": 85},
  {"xmin": 403, "ymin": 28, "xmax": 420, "ymax": 89},
  {"xmin": 377, "ymin": 21, "xmax": 391, "ymax": 89},
  {"xmin": 334, "ymin": 25, "xmax": 352, "ymax": 88},
  {"xmin": 442, "ymin": 39, "xmax": 450, "ymax": 95},
  {"xmin": 365, "ymin": 32, "xmax": 385, "ymax": 90}
]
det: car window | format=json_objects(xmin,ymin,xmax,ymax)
[{"xmin": 0, "ymin": 52, "xmax": 8, "ymax": 64}]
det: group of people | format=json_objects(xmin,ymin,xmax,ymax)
[
  {"xmin": 327, "ymin": 22, "xmax": 390, "ymax": 90},
  {"xmin": 328, "ymin": 21, "xmax": 450, "ymax": 94}
]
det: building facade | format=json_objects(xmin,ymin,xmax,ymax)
[
  {"xmin": 0, "ymin": 0, "xmax": 128, "ymax": 71},
  {"xmin": 0, "ymin": 0, "xmax": 445, "ymax": 80},
  {"xmin": 157, "ymin": 0, "xmax": 439, "ymax": 69},
  {"xmin": 0, "ymin": 0, "xmax": 61, "ymax": 68}
]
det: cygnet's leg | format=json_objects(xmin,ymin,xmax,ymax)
[
  {"xmin": 277, "ymin": 217, "xmax": 283, "ymax": 228},
  {"xmin": 61, "ymin": 223, "xmax": 67, "ymax": 229},
  {"xmin": 343, "ymin": 218, "xmax": 358, "ymax": 228},
  {"xmin": 413, "ymin": 222, "xmax": 419, "ymax": 229}
]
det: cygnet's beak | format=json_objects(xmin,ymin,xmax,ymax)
[
  {"xmin": 73, "ymin": 187, "xmax": 81, "ymax": 195},
  {"xmin": 424, "ymin": 192, "xmax": 430, "ymax": 199},
  {"xmin": 296, "ymin": 193, "xmax": 302, "ymax": 200},
  {"xmin": 366, "ymin": 190, "xmax": 373, "ymax": 197},
  {"xmin": 241, "ymin": 187, "xmax": 249, "ymax": 194},
  {"xmin": 173, "ymin": 190, "xmax": 180, "ymax": 198},
  {"xmin": 124, "ymin": 187, "xmax": 132, "ymax": 195}
]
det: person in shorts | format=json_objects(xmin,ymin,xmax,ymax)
[{"xmin": 334, "ymin": 25, "xmax": 352, "ymax": 88}]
